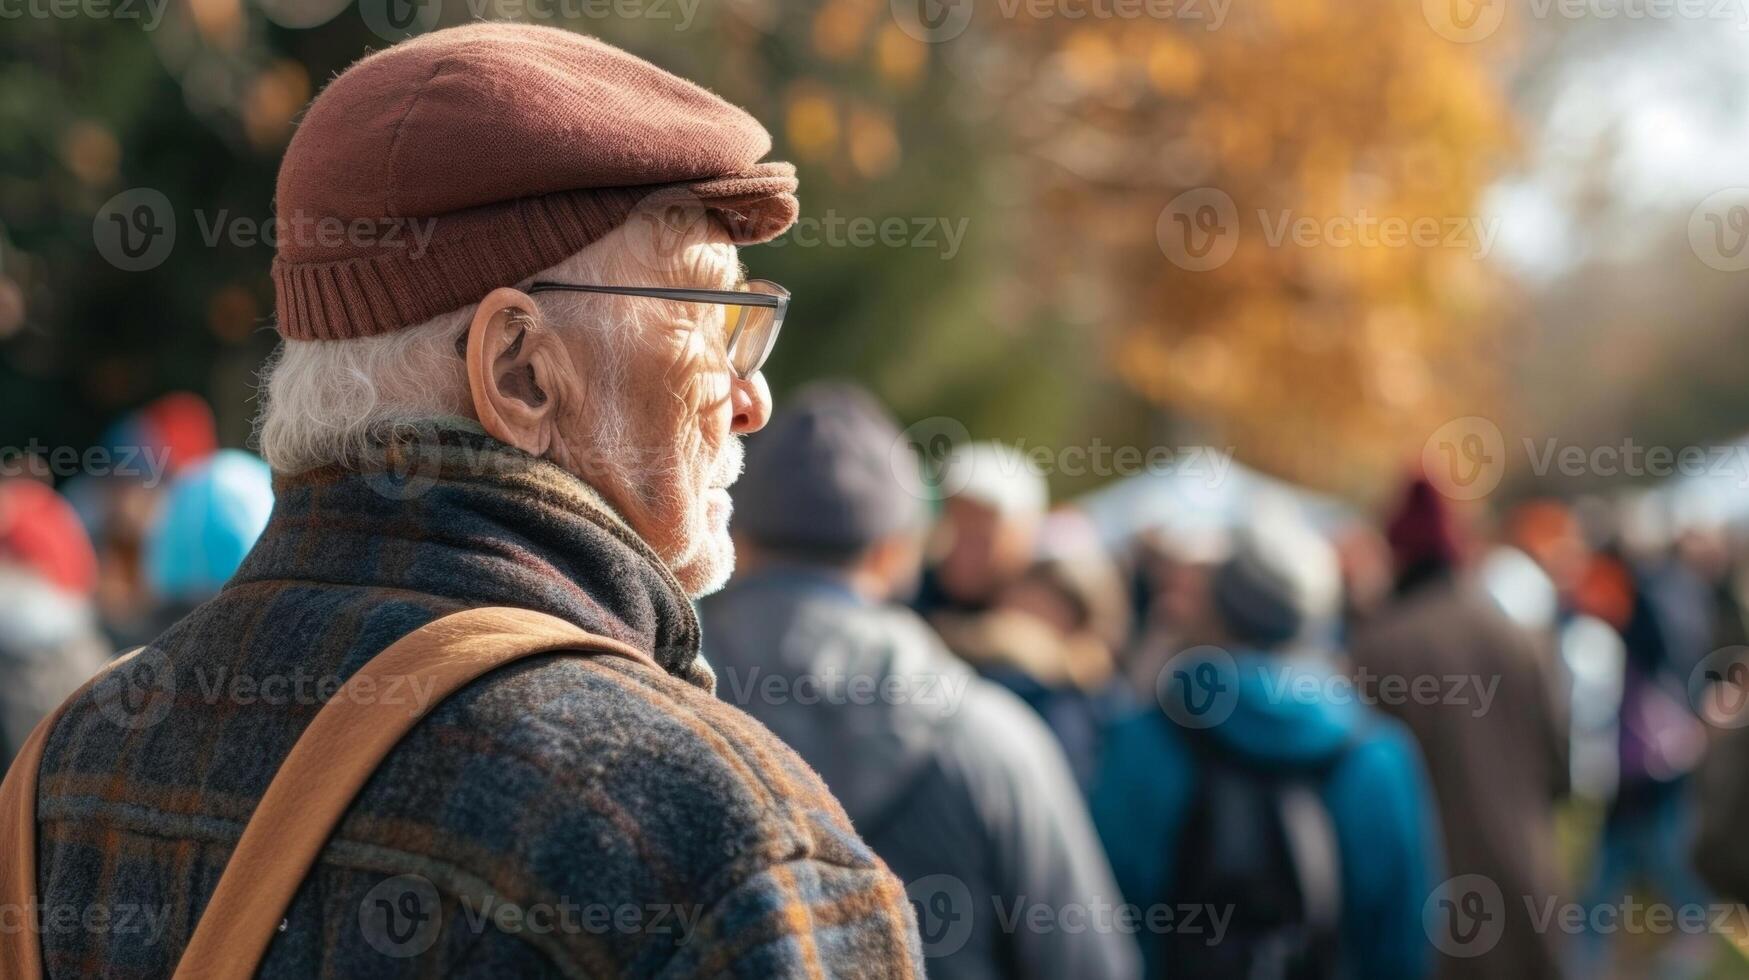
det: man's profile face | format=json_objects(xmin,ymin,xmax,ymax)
[{"xmin": 545, "ymin": 219, "xmax": 767, "ymax": 597}]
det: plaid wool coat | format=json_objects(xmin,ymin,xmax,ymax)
[{"xmin": 30, "ymin": 427, "xmax": 924, "ymax": 978}]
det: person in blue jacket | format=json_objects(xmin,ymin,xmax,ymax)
[
  {"xmin": 1091, "ymin": 508, "xmax": 1443, "ymax": 980},
  {"xmin": 135, "ymin": 448, "xmax": 275, "ymax": 640}
]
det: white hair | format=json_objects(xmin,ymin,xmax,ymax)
[{"xmin": 256, "ymin": 214, "xmax": 737, "ymax": 475}]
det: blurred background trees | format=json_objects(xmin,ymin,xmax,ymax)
[{"xmin": 3, "ymin": 0, "xmax": 1746, "ymax": 502}]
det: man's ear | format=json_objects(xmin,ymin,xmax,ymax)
[{"xmin": 464, "ymin": 287, "xmax": 566, "ymax": 457}]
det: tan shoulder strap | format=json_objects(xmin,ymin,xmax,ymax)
[
  {"xmin": 0, "ymin": 648, "xmax": 144, "ymax": 980},
  {"xmin": 172, "ymin": 606, "xmax": 647, "ymax": 980},
  {"xmin": 0, "ymin": 606, "xmax": 646, "ymax": 980}
]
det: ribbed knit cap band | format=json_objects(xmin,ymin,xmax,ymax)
[{"xmin": 270, "ymin": 24, "xmax": 798, "ymax": 341}]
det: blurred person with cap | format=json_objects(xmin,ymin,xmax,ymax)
[
  {"xmin": 914, "ymin": 439, "xmax": 1138, "ymax": 780},
  {"xmin": 1349, "ymin": 475, "xmax": 1569, "ymax": 980},
  {"xmin": 699, "ymin": 382, "xmax": 1140, "ymax": 980},
  {"xmin": 0, "ymin": 480, "xmax": 111, "ymax": 770},
  {"xmin": 1092, "ymin": 504, "xmax": 1441, "ymax": 980},
  {"xmin": 15, "ymin": 24, "xmax": 922, "ymax": 979},
  {"xmin": 914, "ymin": 440, "xmax": 1049, "ymax": 618},
  {"xmin": 75, "ymin": 391, "xmax": 219, "ymax": 641}
]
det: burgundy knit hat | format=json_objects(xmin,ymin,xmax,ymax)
[
  {"xmin": 271, "ymin": 23, "xmax": 798, "ymax": 341},
  {"xmin": 1386, "ymin": 474, "xmax": 1464, "ymax": 571}
]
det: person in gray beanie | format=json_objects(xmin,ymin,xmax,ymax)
[{"xmin": 699, "ymin": 382, "xmax": 1140, "ymax": 980}]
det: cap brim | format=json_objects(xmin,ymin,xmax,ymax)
[{"xmin": 676, "ymin": 161, "xmax": 798, "ymax": 244}]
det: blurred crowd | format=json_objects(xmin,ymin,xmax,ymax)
[
  {"xmin": 7, "ymin": 381, "xmax": 1749, "ymax": 979},
  {"xmin": 0, "ymin": 393, "xmax": 273, "ymax": 762}
]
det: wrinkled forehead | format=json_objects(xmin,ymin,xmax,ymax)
[{"xmin": 608, "ymin": 203, "xmax": 744, "ymax": 290}]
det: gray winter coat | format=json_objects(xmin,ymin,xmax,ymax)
[{"xmin": 700, "ymin": 566, "xmax": 1140, "ymax": 980}]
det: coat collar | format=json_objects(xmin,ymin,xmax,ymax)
[{"xmin": 235, "ymin": 425, "xmax": 708, "ymax": 688}]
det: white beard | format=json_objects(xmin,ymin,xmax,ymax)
[
  {"xmin": 665, "ymin": 436, "xmax": 743, "ymax": 598},
  {"xmin": 605, "ymin": 428, "xmax": 741, "ymax": 599}
]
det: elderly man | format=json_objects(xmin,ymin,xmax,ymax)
[{"xmin": 14, "ymin": 24, "xmax": 922, "ymax": 979}]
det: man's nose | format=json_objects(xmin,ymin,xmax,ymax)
[{"xmin": 730, "ymin": 372, "xmax": 771, "ymax": 433}]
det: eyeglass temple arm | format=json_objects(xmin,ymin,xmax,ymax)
[{"xmin": 526, "ymin": 282, "xmax": 782, "ymax": 308}]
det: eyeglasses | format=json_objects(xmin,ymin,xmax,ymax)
[{"xmin": 527, "ymin": 280, "xmax": 790, "ymax": 380}]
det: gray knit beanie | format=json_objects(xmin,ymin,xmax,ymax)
[
  {"xmin": 731, "ymin": 382, "xmax": 924, "ymax": 554},
  {"xmin": 1212, "ymin": 509, "xmax": 1340, "ymax": 649}
]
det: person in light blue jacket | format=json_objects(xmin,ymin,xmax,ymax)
[
  {"xmin": 1091, "ymin": 512, "xmax": 1443, "ymax": 980},
  {"xmin": 140, "ymin": 449, "xmax": 274, "ymax": 628}
]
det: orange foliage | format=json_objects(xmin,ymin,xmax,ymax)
[{"xmin": 971, "ymin": 1, "xmax": 1518, "ymax": 492}]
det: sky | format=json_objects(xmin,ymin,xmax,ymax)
[{"xmin": 1488, "ymin": 16, "xmax": 1749, "ymax": 279}]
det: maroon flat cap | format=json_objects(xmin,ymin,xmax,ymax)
[{"xmin": 271, "ymin": 23, "xmax": 798, "ymax": 341}]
